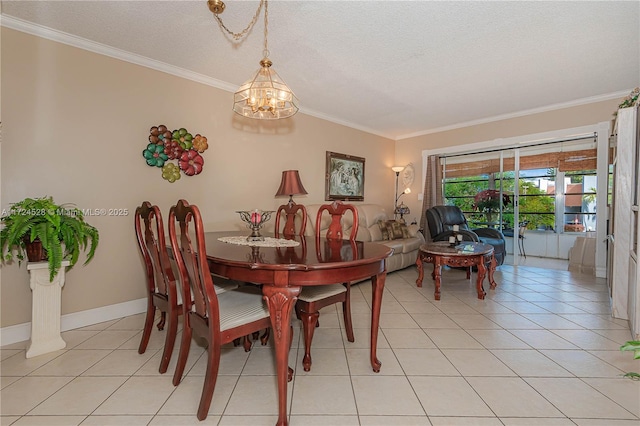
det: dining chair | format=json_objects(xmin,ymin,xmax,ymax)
[
  {"xmin": 274, "ymin": 202, "xmax": 308, "ymax": 239},
  {"xmin": 168, "ymin": 199, "xmax": 272, "ymax": 420},
  {"xmin": 134, "ymin": 201, "xmax": 180, "ymax": 374},
  {"xmin": 296, "ymin": 200, "xmax": 358, "ymax": 371},
  {"xmin": 253, "ymin": 201, "xmax": 309, "ymax": 347}
]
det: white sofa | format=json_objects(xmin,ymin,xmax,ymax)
[{"xmin": 302, "ymin": 204, "xmax": 425, "ymax": 273}]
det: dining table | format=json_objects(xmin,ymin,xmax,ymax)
[{"xmin": 203, "ymin": 232, "xmax": 393, "ymax": 426}]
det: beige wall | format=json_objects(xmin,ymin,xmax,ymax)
[
  {"xmin": 394, "ymin": 99, "xmax": 621, "ymax": 226},
  {"xmin": 0, "ymin": 28, "xmax": 396, "ymax": 327}
]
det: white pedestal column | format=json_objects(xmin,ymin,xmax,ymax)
[{"xmin": 26, "ymin": 260, "xmax": 70, "ymax": 358}]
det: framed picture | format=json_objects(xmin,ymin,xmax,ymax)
[{"xmin": 325, "ymin": 151, "xmax": 365, "ymax": 201}]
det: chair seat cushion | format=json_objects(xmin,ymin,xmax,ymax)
[
  {"xmin": 298, "ymin": 284, "xmax": 347, "ymax": 302},
  {"xmin": 218, "ymin": 287, "xmax": 270, "ymax": 331},
  {"xmin": 211, "ymin": 274, "xmax": 241, "ymax": 294}
]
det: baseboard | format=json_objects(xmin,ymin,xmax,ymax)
[{"xmin": 0, "ymin": 297, "xmax": 147, "ymax": 346}]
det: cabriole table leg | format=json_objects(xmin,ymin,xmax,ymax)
[
  {"xmin": 262, "ymin": 276, "xmax": 300, "ymax": 426},
  {"xmin": 370, "ymin": 272, "xmax": 386, "ymax": 372}
]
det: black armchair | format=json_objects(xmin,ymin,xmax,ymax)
[{"xmin": 426, "ymin": 205, "xmax": 506, "ymax": 266}]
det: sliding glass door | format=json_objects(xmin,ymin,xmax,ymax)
[{"xmin": 441, "ymin": 136, "xmax": 599, "ymax": 264}]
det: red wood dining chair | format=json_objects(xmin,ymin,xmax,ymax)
[
  {"xmin": 134, "ymin": 201, "xmax": 180, "ymax": 374},
  {"xmin": 250, "ymin": 201, "xmax": 309, "ymax": 347},
  {"xmin": 274, "ymin": 202, "xmax": 308, "ymax": 239},
  {"xmin": 168, "ymin": 199, "xmax": 272, "ymax": 420},
  {"xmin": 296, "ymin": 200, "xmax": 358, "ymax": 371}
]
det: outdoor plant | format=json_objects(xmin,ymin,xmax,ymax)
[
  {"xmin": 0, "ymin": 196, "xmax": 99, "ymax": 281},
  {"xmin": 473, "ymin": 189, "xmax": 511, "ymax": 223},
  {"xmin": 473, "ymin": 189, "xmax": 512, "ymax": 212},
  {"xmin": 620, "ymin": 340, "xmax": 640, "ymax": 380}
]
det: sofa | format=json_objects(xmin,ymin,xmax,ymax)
[{"xmin": 303, "ymin": 204, "xmax": 425, "ymax": 273}]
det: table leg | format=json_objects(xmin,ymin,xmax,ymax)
[
  {"xmin": 476, "ymin": 258, "xmax": 487, "ymax": 300},
  {"xmin": 488, "ymin": 253, "xmax": 497, "ymax": 290},
  {"xmin": 433, "ymin": 261, "xmax": 442, "ymax": 300},
  {"xmin": 370, "ymin": 272, "xmax": 386, "ymax": 372},
  {"xmin": 415, "ymin": 253, "xmax": 424, "ymax": 288},
  {"xmin": 262, "ymin": 276, "xmax": 300, "ymax": 426}
]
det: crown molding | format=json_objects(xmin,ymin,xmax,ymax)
[
  {"xmin": 396, "ymin": 91, "xmax": 628, "ymax": 140},
  {"xmin": 1, "ymin": 14, "xmax": 394, "ymax": 140},
  {"xmin": 2, "ymin": 14, "xmax": 625, "ymax": 142},
  {"xmin": 1, "ymin": 15, "xmax": 239, "ymax": 93}
]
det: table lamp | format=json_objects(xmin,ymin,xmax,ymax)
[{"xmin": 275, "ymin": 170, "xmax": 308, "ymax": 206}]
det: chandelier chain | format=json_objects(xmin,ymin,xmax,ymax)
[
  {"xmin": 213, "ymin": 0, "xmax": 265, "ymax": 41},
  {"xmin": 263, "ymin": 0, "xmax": 269, "ymax": 58}
]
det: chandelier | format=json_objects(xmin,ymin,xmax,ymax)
[{"xmin": 208, "ymin": 0, "xmax": 299, "ymax": 120}]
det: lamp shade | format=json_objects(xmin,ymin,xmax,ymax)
[{"xmin": 275, "ymin": 170, "xmax": 308, "ymax": 197}]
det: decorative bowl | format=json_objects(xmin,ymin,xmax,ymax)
[{"xmin": 236, "ymin": 210, "xmax": 274, "ymax": 241}]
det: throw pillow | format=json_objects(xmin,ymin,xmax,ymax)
[
  {"xmin": 399, "ymin": 222, "xmax": 411, "ymax": 239},
  {"xmin": 378, "ymin": 220, "xmax": 390, "ymax": 240},
  {"xmin": 387, "ymin": 220, "xmax": 404, "ymax": 240}
]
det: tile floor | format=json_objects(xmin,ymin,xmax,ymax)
[{"xmin": 2, "ymin": 259, "xmax": 639, "ymax": 425}]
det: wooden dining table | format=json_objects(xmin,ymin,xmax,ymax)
[{"xmin": 203, "ymin": 232, "xmax": 393, "ymax": 426}]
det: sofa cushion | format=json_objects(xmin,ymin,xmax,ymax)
[
  {"xmin": 380, "ymin": 236, "xmax": 423, "ymax": 254},
  {"xmin": 380, "ymin": 239, "xmax": 404, "ymax": 253},
  {"xmin": 402, "ymin": 236, "xmax": 423, "ymax": 253}
]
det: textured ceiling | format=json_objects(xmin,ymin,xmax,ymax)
[{"xmin": 2, "ymin": 0, "xmax": 639, "ymax": 139}]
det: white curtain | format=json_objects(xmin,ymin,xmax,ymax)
[{"xmin": 419, "ymin": 155, "xmax": 443, "ymax": 241}]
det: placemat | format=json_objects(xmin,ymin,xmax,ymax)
[{"xmin": 218, "ymin": 236, "xmax": 300, "ymax": 247}]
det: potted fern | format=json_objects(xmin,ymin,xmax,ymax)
[
  {"xmin": 620, "ymin": 341, "xmax": 640, "ymax": 380},
  {"xmin": 1, "ymin": 196, "xmax": 99, "ymax": 281}
]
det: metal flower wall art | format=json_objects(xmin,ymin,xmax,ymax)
[{"xmin": 142, "ymin": 125, "xmax": 209, "ymax": 183}]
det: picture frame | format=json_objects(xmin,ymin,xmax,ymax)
[{"xmin": 325, "ymin": 151, "xmax": 365, "ymax": 201}]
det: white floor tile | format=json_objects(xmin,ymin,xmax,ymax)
[
  {"xmin": 29, "ymin": 376, "xmax": 127, "ymax": 415},
  {"xmin": 80, "ymin": 415, "xmax": 152, "ymax": 425},
  {"xmin": 93, "ymin": 376, "xmax": 176, "ymax": 415},
  {"xmin": 351, "ymin": 376, "xmax": 424, "ymax": 416},
  {"xmin": 441, "ymin": 349, "xmax": 516, "ymax": 376},
  {"xmin": 2, "ymin": 267, "xmax": 636, "ymax": 425},
  {"xmin": 0, "ymin": 376, "xmax": 73, "ymax": 416},
  {"xmin": 409, "ymin": 376, "xmax": 493, "ymax": 417},
  {"xmin": 11, "ymin": 415, "xmax": 85, "ymax": 425},
  {"xmin": 394, "ymin": 349, "xmax": 459, "ymax": 376},
  {"xmin": 290, "ymin": 375, "xmax": 356, "ymax": 415},
  {"xmin": 466, "ymin": 377, "xmax": 564, "ymax": 417},
  {"xmin": 525, "ymin": 377, "xmax": 635, "ymax": 419}
]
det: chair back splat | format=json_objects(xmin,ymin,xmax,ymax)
[
  {"xmin": 275, "ymin": 202, "xmax": 308, "ymax": 239},
  {"xmin": 134, "ymin": 201, "xmax": 180, "ymax": 374},
  {"xmin": 316, "ymin": 200, "xmax": 359, "ymax": 241}
]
